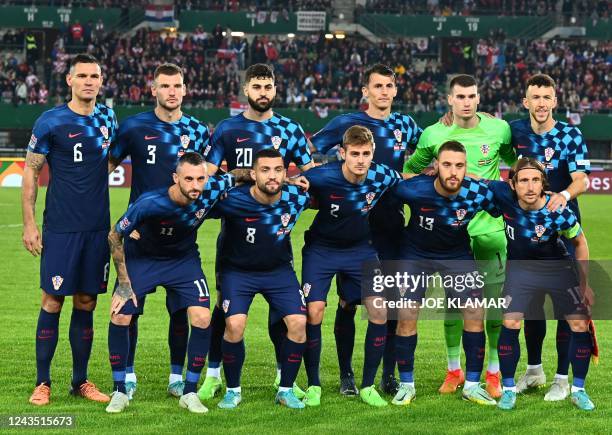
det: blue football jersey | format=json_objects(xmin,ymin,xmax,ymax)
[
  {"xmin": 393, "ymin": 175, "xmax": 498, "ymax": 258},
  {"xmin": 310, "ymin": 112, "xmax": 421, "ymax": 233},
  {"xmin": 487, "ymin": 180, "xmax": 582, "ymax": 260},
  {"xmin": 303, "ymin": 161, "xmax": 402, "ymax": 248},
  {"xmin": 28, "ymin": 103, "xmax": 118, "ymax": 233},
  {"xmin": 210, "ymin": 184, "xmax": 310, "ymax": 271},
  {"xmin": 110, "ymin": 110, "xmax": 210, "ymax": 204},
  {"xmin": 510, "ymin": 119, "xmax": 590, "ymax": 220},
  {"xmin": 204, "ymin": 112, "xmax": 312, "ymax": 170},
  {"xmin": 115, "ymin": 174, "xmax": 233, "ymax": 258}
]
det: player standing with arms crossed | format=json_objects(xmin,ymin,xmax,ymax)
[{"xmin": 23, "ymin": 54, "xmax": 117, "ymax": 406}]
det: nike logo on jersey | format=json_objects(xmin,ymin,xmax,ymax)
[
  {"xmin": 517, "ymin": 144, "xmax": 528, "ymax": 149},
  {"xmin": 503, "ymin": 213, "xmax": 514, "ymax": 220},
  {"xmin": 244, "ymin": 217, "xmax": 260, "ymax": 222},
  {"xmin": 144, "ymin": 135, "xmax": 159, "ymax": 140},
  {"xmin": 420, "ymin": 207, "xmax": 435, "ymax": 212},
  {"xmin": 236, "ymin": 137, "xmax": 250, "ymax": 143},
  {"xmin": 68, "ymin": 132, "xmax": 82, "ymax": 138},
  {"xmin": 330, "ymin": 194, "xmax": 344, "ymax": 200}
]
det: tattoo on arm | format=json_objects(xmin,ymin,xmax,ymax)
[
  {"xmin": 108, "ymin": 229, "xmax": 130, "ymax": 284},
  {"xmin": 22, "ymin": 152, "xmax": 46, "ymax": 226},
  {"xmin": 115, "ymin": 282, "xmax": 134, "ymax": 300}
]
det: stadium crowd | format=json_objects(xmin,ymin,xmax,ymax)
[{"xmin": 1, "ymin": 27, "xmax": 609, "ymax": 113}]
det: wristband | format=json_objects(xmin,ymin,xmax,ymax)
[{"xmin": 560, "ymin": 190, "xmax": 571, "ymax": 201}]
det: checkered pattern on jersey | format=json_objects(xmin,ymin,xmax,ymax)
[
  {"xmin": 265, "ymin": 114, "xmax": 311, "ymax": 162},
  {"xmin": 178, "ymin": 114, "xmax": 211, "ymax": 151}
]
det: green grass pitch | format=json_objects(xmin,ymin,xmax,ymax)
[{"xmin": 0, "ymin": 187, "xmax": 610, "ymax": 434}]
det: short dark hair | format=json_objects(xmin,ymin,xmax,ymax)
[
  {"xmin": 449, "ymin": 74, "xmax": 477, "ymax": 92},
  {"xmin": 526, "ymin": 74, "xmax": 556, "ymax": 89},
  {"xmin": 364, "ymin": 63, "xmax": 395, "ymax": 86},
  {"xmin": 70, "ymin": 53, "xmax": 100, "ymax": 71},
  {"xmin": 245, "ymin": 63, "xmax": 275, "ymax": 84},
  {"xmin": 154, "ymin": 63, "xmax": 184, "ymax": 80},
  {"xmin": 253, "ymin": 148, "xmax": 283, "ymax": 166},
  {"xmin": 342, "ymin": 125, "xmax": 374, "ymax": 149},
  {"xmin": 177, "ymin": 151, "xmax": 205, "ymax": 168},
  {"xmin": 437, "ymin": 140, "xmax": 466, "ymax": 157},
  {"xmin": 510, "ymin": 157, "xmax": 550, "ymax": 195}
]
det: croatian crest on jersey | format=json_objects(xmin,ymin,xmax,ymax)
[
  {"xmin": 119, "ymin": 217, "xmax": 130, "ymax": 230},
  {"xmin": 195, "ymin": 208, "xmax": 206, "ymax": 220},
  {"xmin": 456, "ymin": 208, "xmax": 467, "ymax": 221},
  {"xmin": 180, "ymin": 134, "xmax": 190, "ymax": 149},
  {"xmin": 177, "ymin": 149, "xmax": 185, "ymax": 157},
  {"xmin": 271, "ymin": 136, "xmax": 282, "ymax": 149},
  {"xmin": 281, "ymin": 213, "xmax": 291, "ymax": 227},
  {"xmin": 480, "ymin": 144, "xmax": 490, "ymax": 156},
  {"xmin": 100, "ymin": 126, "xmax": 109, "ymax": 140},
  {"xmin": 544, "ymin": 147, "xmax": 554, "ymax": 161},
  {"xmin": 222, "ymin": 299, "xmax": 230, "ymax": 313},
  {"xmin": 366, "ymin": 192, "xmax": 376, "ymax": 205},
  {"xmin": 302, "ymin": 282, "xmax": 311, "ymax": 298},
  {"xmin": 51, "ymin": 275, "xmax": 63, "ymax": 291},
  {"xmin": 534, "ymin": 225, "xmax": 546, "ymax": 238},
  {"xmin": 393, "ymin": 129, "xmax": 402, "ymax": 143}
]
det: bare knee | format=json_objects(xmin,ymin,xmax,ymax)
[
  {"xmin": 188, "ymin": 307, "xmax": 211, "ymax": 329},
  {"xmin": 567, "ymin": 318, "xmax": 588, "ymax": 332},
  {"xmin": 503, "ymin": 318, "xmax": 522, "ymax": 330},
  {"xmin": 397, "ymin": 319, "xmax": 417, "ymax": 336},
  {"xmin": 111, "ymin": 313, "xmax": 132, "ymax": 326},
  {"xmin": 74, "ymin": 293, "xmax": 97, "ymax": 311},
  {"xmin": 41, "ymin": 292, "xmax": 64, "ymax": 313},
  {"xmin": 285, "ymin": 315, "xmax": 307, "ymax": 343},
  {"xmin": 225, "ymin": 315, "xmax": 246, "ymax": 342},
  {"xmin": 307, "ymin": 302, "xmax": 325, "ymax": 325}
]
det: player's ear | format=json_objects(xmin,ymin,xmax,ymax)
[
  {"xmin": 65, "ymin": 73, "xmax": 72, "ymax": 87},
  {"xmin": 173, "ymin": 172, "xmax": 179, "ymax": 184},
  {"xmin": 446, "ymin": 93, "xmax": 452, "ymax": 107},
  {"xmin": 181, "ymin": 83, "xmax": 187, "ymax": 97},
  {"xmin": 338, "ymin": 145, "xmax": 346, "ymax": 160},
  {"xmin": 250, "ymin": 168, "xmax": 256, "ymax": 182},
  {"xmin": 361, "ymin": 85, "xmax": 368, "ymax": 99},
  {"xmin": 522, "ymin": 97, "xmax": 529, "ymax": 110}
]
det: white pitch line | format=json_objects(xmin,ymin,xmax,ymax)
[{"xmin": 0, "ymin": 224, "xmax": 22, "ymax": 228}]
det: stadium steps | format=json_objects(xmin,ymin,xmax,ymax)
[
  {"xmin": 514, "ymin": 14, "xmax": 555, "ymax": 39},
  {"xmin": 541, "ymin": 26, "xmax": 586, "ymax": 39}
]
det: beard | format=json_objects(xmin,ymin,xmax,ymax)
[
  {"xmin": 248, "ymin": 95, "xmax": 275, "ymax": 112},
  {"xmin": 257, "ymin": 180, "xmax": 281, "ymax": 196},
  {"xmin": 158, "ymin": 98, "xmax": 181, "ymax": 112},
  {"xmin": 440, "ymin": 176, "xmax": 462, "ymax": 194},
  {"xmin": 179, "ymin": 184, "xmax": 201, "ymax": 200}
]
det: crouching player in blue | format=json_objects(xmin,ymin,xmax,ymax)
[
  {"xmin": 210, "ymin": 149, "xmax": 310, "ymax": 410},
  {"xmin": 300, "ymin": 125, "xmax": 405, "ymax": 407},
  {"xmin": 487, "ymin": 158, "xmax": 595, "ymax": 411},
  {"xmin": 105, "ymin": 152, "xmax": 235, "ymax": 414},
  {"xmin": 390, "ymin": 140, "xmax": 498, "ymax": 407}
]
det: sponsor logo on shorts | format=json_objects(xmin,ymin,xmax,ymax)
[
  {"xmin": 271, "ymin": 136, "xmax": 282, "ymax": 149},
  {"xmin": 52, "ymin": 275, "xmax": 63, "ymax": 291},
  {"xmin": 222, "ymin": 299, "xmax": 230, "ymax": 313}
]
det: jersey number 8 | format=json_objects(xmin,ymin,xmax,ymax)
[{"xmin": 246, "ymin": 227, "xmax": 256, "ymax": 244}]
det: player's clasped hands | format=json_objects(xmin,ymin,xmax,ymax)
[
  {"xmin": 22, "ymin": 224, "xmax": 43, "ymax": 257},
  {"xmin": 110, "ymin": 281, "xmax": 138, "ymax": 316}
]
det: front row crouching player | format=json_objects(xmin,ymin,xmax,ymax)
[
  {"xmin": 105, "ymin": 152, "xmax": 235, "ymax": 413},
  {"xmin": 486, "ymin": 158, "xmax": 595, "ymax": 411},
  {"xmin": 210, "ymin": 149, "xmax": 310, "ymax": 410},
  {"xmin": 300, "ymin": 125, "xmax": 406, "ymax": 407},
  {"xmin": 389, "ymin": 141, "xmax": 498, "ymax": 406}
]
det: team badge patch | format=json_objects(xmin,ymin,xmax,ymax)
[
  {"xmin": 456, "ymin": 209, "xmax": 467, "ymax": 221},
  {"xmin": 302, "ymin": 283, "xmax": 311, "ymax": 298},
  {"xmin": 365, "ymin": 192, "xmax": 375, "ymax": 205},
  {"xmin": 180, "ymin": 134, "xmax": 190, "ymax": 149},
  {"xmin": 177, "ymin": 149, "xmax": 185, "ymax": 157},
  {"xmin": 281, "ymin": 213, "xmax": 291, "ymax": 227},
  {"xmin": 195, "ymin": 209, "xmax": 206, "ymax": 220},
  {"xmin": 51, "ymin": 275, "xmax": 63, "ymax": 291},
  {"xmin": 534, "ymin": 225, "xmax": 546, "ymax": 238},
  {"xmin": 544, "ymin": 147, "xmax": 555, "ymax": 161},
  {"xmin": 100, "ymin": 126, "xmax": 109, "ymax": 140},
  {"xmin": 119, "ymin": 217, "xmax": 130, "ymax": 230},
  {"xmin": 222, "ymin": 299, "xmax": 230, "ymax": 313},
  {"xmin": 393, "ymin": 129, "xmax": 402, "ymax": 142},
  {"xmin": 28, "ymin": 134, "xmax": 37, "ymax": 149},
  {"xmin": 480, "ymin": 144, "xmax": 490, "ymax": 156},
  {"xmin": 271, "ymin": 136, "xmax": 282, "ymax": 149}
]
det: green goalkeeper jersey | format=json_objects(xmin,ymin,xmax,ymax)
[{"xmin": 403, "ymin": 114, "xmax": 517, "ymax": 237}]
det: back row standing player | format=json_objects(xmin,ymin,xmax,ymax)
[
  {"xmin": 199, "ymin": 64, "xmax": 314, "ymax": 400},
  {"xmin": 404, "ymin": 74, "xmax": 516, "ymax": 398},
  {"xmin": 109, "ymin": 63, "xmax": 211, "ymax": 399},
  {"xmin": 310, "ymin": 64, "xmax": 422, "ymax": 394},
  {"xmin": 23, "ymin": 54, "xmax": 117, "ymax": 405}
]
